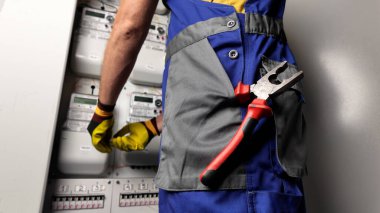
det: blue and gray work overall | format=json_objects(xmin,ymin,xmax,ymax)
[{"xmin": 155, "ymin": 0, "xmax": 307, "ymax": 212}]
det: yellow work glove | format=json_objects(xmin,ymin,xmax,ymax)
[
  {"xmin": 111, "ymin": 117, "xmax": 160, "ymax": 152},
  {"xmin": 87, "ymin": 101, "xmax": 115, "ymax": 153}
]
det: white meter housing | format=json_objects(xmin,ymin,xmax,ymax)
[
  {"xmin": 58, "ymin": 130, "xmax": 110, "ymax": 175},
  {"xmin": 58, "ymin": 92, "xmax": 110, "ymax": 175}
]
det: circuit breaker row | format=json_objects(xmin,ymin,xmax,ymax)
[
  {"xmin": 119, "ymin": 193, "xmax": 159, "ymax": 207},
  {"xmin": 46, "ymin": 178, "xmax": 159, "ymax": 213},
  {"xmin": 52, "ymin": 196, "xmax": 105, "ymax": 210}
]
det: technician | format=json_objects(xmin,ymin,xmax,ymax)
[{"xmin": 87, "ymin": 0, "xmax": 307, "ymax": 212}]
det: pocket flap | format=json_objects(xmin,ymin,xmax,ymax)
[{"xmin": 261, "ymin": 56, "xmax": 307, "ymax": 178}]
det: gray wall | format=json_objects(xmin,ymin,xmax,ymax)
[{"xmin": 284, "ymin": 0, "xmax": 380, "ymax": 212}]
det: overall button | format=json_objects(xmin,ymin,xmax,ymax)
[
  {"xmin": 227, "ymin": 20, "xmax": 236, "ymax": 28},
  {"xmin": 228, "ymin": 50, "xmax": 239, "ymax": 59}
]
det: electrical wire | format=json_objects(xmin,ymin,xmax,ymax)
[
  {"xmin": 78, "ymin": 0, "xmax": 118, "ymax": 13},
  {"xmin": 99, "ymin": 0, "xmax": 118, "ymax": 12}
]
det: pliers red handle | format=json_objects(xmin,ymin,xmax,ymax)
[{"xmin": 200, "ymin": 61, "xmax": 304, "ymax": 187}]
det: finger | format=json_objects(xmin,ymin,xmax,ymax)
[
  {"xmin": 113, "ymin": 124, "xmax": 131, "ymax": 137},
  {"xmin": 94, "ymin": 141, "xmax": 112, "ymax": 153},
  {"xmin": 111, "ymin": 135, "xmax": 146, "ymax": 151},
  {"xmin": 111, "ymin": 135, "xmax": 131, "ymax": 151}
]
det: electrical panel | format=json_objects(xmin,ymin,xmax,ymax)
[{"xmin": 45, "ymin": 0, "xmax": 168, "ymax": 212}]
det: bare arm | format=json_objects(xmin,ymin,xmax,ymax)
[{"xmin": 98, "ymin": 0, "xmax": 159, "ymax": 105}]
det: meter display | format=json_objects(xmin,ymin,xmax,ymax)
[
  {"xmin": 74, "ymin": 97, "xmax": 97, "ymax": 105},
  {"xmin": 134, "ymin": 96, "xmax": 153, "ymax": 103},
  {"xmin": 85, "ymin": 10, "xmax": 106, "ymax": 19},
  {"xmin": 64, "ymin": 93, "xmax": 97, "ymax": 131}
]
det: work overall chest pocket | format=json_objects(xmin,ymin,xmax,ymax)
[
  {"xmin": 158, "ymin": 37, "xmax": 246, "ymax": 190},
  {"xmin": 260, "ymin": 57, "xmax": 307, "ymax": 178}
]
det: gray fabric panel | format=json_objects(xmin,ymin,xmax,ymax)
[
  {"xmin": 260, "ymin": 57, "xmax": 307, "ymax": 177},
  {"xmin": 156, "ymin": 38, "xmax": 246, "ymax": 191},
  {"xmin": 245, "ymin": 13, "xmax": 285, "ymax": 41},
  {"xmin": 165, "ymin": 13, "xmax": 239, "ymax": 61}
]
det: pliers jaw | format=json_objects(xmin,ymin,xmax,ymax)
[
  {"xmin": 252, "ymin": 61, "xmax": 304, "ymax": 100},
  {"xmin": 234, "ymin": 61, "xmax": 304, "ymax": 102}
]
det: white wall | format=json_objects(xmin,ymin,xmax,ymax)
[
  {"xmin": 284, "ymin": 0, "xmax": 380, "ymax": 212},
  {"xmin": 0, "ymin": 0, "xmax": 5, "ymax": 12},
  {"xmin": 0, "ymin": 1, "xmax": 76, "ymax": 212},
  {"xmin": 1, "ymin": 0, "xmax": 379, "ymax": 212}
]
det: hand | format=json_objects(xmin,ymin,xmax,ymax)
[
  {"xmin": 87, "ymin": 101, "xmax": 115, "ymax": 153},
  {"xmin": 111, "ymin": 117, "xmax": 160, "ymax": 151}
]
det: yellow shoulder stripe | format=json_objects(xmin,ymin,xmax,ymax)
[{"xmin": 203, "ymin": 0, "xmax": 247, "ymax": 13}]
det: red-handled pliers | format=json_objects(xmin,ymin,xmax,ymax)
[{"xmin": 199, "ymin": 61, "xmax": 304, "ymax": 187}]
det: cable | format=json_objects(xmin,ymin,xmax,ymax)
[
  {"xmin": 79, "ymin": 0, "xmax": 118, "ymax": 13},
  {"xmin": 99, "ymin": 0, "xmax": 118, "ymax": 12}
]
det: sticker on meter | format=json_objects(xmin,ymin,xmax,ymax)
[{"xmin": 80, "ymin": 146, "xmax": 92, "ymax": 152}]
